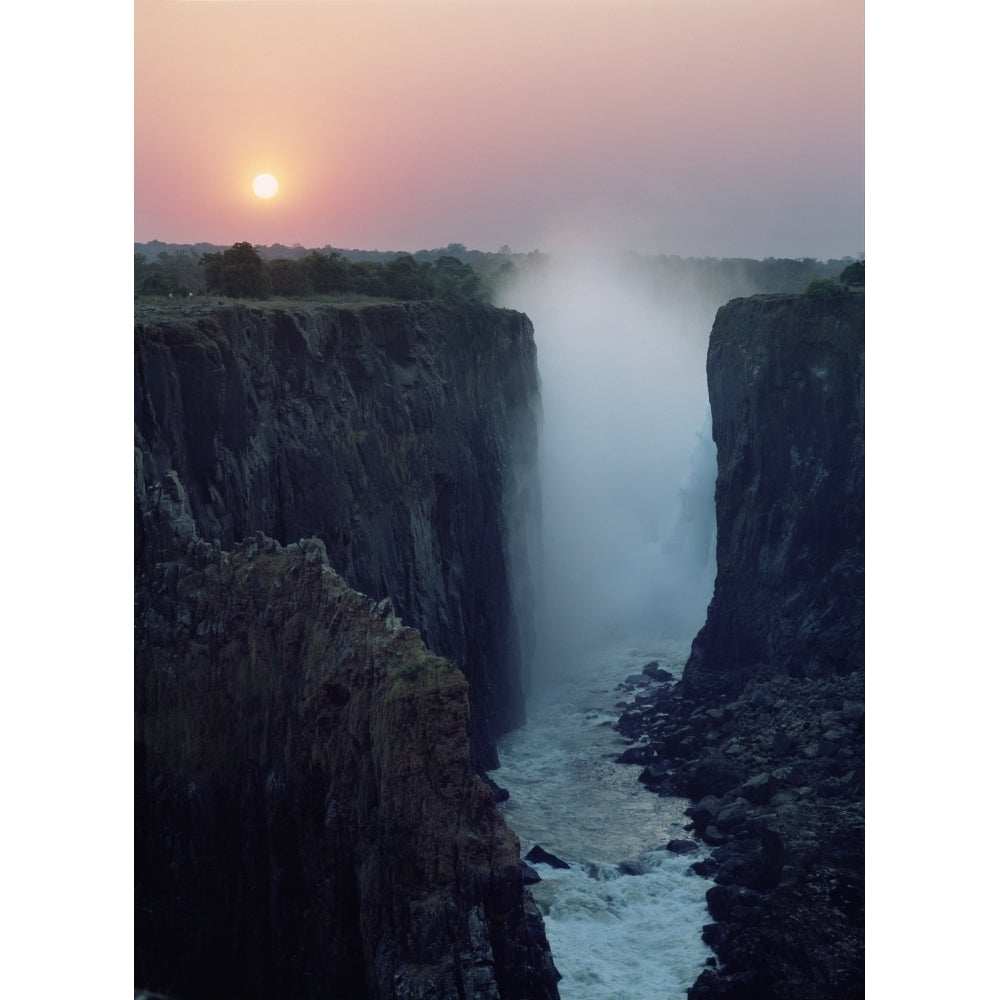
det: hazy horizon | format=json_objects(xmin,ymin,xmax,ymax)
[{"xmin": 135, "ymin": 0, "xmax": 863, "ymax": 260}]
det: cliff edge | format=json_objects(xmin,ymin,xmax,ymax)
[
  {"xmin": 135, "ymin": 299, "xmax": 541, "ymax": 769},
  {"xmin": 686, "ymin": 292, "xmax": 864, "ymax": 697},
  {"xmin": 616, "ymin": 292, "xmax": 864, "ymax": 1000},
  {"xmin": 134, "ymin": 300, "xmax": 557, "ymax": 999}
]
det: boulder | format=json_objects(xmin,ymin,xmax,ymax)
[
  {"xmin": 616, "ymin": 744, "xmax": 659, "ymax": 765},
  {"xmin": 665, "ymin": 839, "xmax": 699, "ymax": 855},
  {"xmin": 714, "ymin": 800, "xmax": 749, "ymax": 832},
  {"xmin": 739, "ymin": 771, "xmax": 777, "ymax": 805},
  {"xmin": 642, "ymin": 661, "xmax": 674, "ymax": 682},
  {"xmin": 525, "ymin": 845, "xmax": 571, "ymax": 870}
]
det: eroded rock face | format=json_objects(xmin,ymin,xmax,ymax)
[
  {"xmin": 135, "ymin": 535, "xmax": 558, "ymax": 999},
  {"xmin": 134, "ymin": 300, "xmax": 557, "ymax": 998},
  {"xmin": 685, "ymin": 292, "xmax": 864, "ymax": 697},
  {"xmin": 614, "ymin": 292, "xmax": 864, "ymax": 1000},
  {"xmin": 135, "ymin": 299, "xmax": 542, "ymax": 769}
]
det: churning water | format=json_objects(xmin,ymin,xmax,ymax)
[{"xmin": 496, "ymin": 637, "xmax": 714, "ymax": 1000}]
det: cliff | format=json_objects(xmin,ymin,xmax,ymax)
[
  {"xmin": 684, "ymin": 292, "xmax": 864, "ymax": 697},
  {"xmin": 134, "ymin": 300, "xmax": 558, "ymax": 999},
  {"xmin": 615, "ymin": 292, "xmax": 864, "ymax": 1000},
  {"xmin": 135, "ymin": 298, "xmax": 541, "ymax": 770}
]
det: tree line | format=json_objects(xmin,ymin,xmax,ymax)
[
  {"xmin": 805, "ymin": 259, "xmax": 865, "ymax": 299},
  {"xmin": 135, "ymin": 241, "xmax": 863, "ymax": 304},
  {"xmin": 134, "ymin": 242, "xmax": 490, "ymax": 303}
]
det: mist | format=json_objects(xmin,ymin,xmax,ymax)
[{"xmin": 499, "ymin": 253, "xmax": 721, "ymax": 679}]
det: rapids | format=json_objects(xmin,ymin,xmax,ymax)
[{"xmin": 496, "ymin": 637, "xmax": 714, "ymax": 1000}]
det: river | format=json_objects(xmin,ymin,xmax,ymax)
[{"xmin": 495, "ymin": 635, "xmax": 714, "ymax": 1000}]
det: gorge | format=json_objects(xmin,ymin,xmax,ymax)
[{"xmin": 134, "ymin": 283, "xmax": 863, "ymax": 999}]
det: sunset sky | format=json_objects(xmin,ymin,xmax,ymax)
[{"xmin": 135, "ymin": 0, "xmax": 864, "ymax": 258}]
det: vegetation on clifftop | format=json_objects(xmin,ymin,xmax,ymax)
[
  {"xmin": 135, "ymin": 239, "xmax": 865, "ymax": 306},
  {"xmin": 136, "ymin": 241, "xmax": 490, "ymax": 304}
]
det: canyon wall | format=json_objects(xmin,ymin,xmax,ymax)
[
  {"xmin": 134, "ymin": 300, "xmax": 557, "ymax": 998},
  {"xmin": 615, "ymin": 291, "xmax": 864, "ymax": 1000},
  {"xmin": 685, "ymin": 292, "xmax": 864, "ymax": 697},
  {"xmin": 135, "ymin": 299, "xmax": 542, "ymax": 769}
]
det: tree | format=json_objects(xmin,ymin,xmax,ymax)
[
  {"xmin": 839, "ymin": 259, "xmax": 865, "ymax": 287},
  {"xmin": 429, "ymin": 255, "xmax": 486, "ymax": 302},
  {"xmin": 267, "ymin": 258, "xmax": 312, "ymax": 297},
  {"xmin": 302, "ymin": 250, "xmax": 350, "ymax": 293},
  {"xmin": 806, "ymin": 277, "xmax": 844, "ymax": 300},
  {"xmin": 386, "ymin": 254, "xmax": 431, "ymax": 300},
  {"xmin": 201, "ymin": 242, "xmax": 272, "ymax": 298}
]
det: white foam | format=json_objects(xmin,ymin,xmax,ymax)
[{"xmin": 497, "ymin": 639, "xmax": 714, "ymax": 999}]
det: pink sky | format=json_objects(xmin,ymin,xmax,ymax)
[{"xmin": 135, "ymin": 0, "xmax": 864, "ymax": 257}]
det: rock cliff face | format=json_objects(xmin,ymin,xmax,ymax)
[
  {"xmin": 614, "ymin": 292, "xmax": 864, "ymax": 1000},
  {"xmin": 135, "ymin": 299, "xmax": 541, "ymax": 770},
  {"xmin": 134, "ymin": 301, "xmax": 557, "ymax": 999},
  {"xmin": 684, "ymin": 292, "xmax": 864, "ymax": 697}
]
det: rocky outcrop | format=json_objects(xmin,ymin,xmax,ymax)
[
  {"xmin": 135, "ymin": 299, "xmax": 541, "ymax": 769},
  {"xmin": 615, "ymin": 292, "xmax": 864, "ymax": 1000},
  {"xmin": 134, "ymin": 300, "xmax": 557, "ymax": 998}
]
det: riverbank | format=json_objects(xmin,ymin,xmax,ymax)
[{"xmin": 615, "ymin": 666, "xmax": 864, "ymax": 999}]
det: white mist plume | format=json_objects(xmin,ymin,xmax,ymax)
[{"xmin": 500, "ymin": 251, "xmax": 718, "ymax": 675}]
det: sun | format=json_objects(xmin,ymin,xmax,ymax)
[{"xmin": 252, "ymin": 173, "xmax": 279, "ymax": 199}]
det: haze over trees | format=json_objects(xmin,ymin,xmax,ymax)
[{"xmin": 134, "ymin": 239, "xmax": 862, "ymax": 305}]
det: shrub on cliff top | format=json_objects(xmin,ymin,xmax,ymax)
[
  {"xmin": 839, "ymin": 259, "xmax": 865, "ymax": 287},
  {"xmin": 806, "ymin": 277, "xmax": 846, "ymax": 300}
]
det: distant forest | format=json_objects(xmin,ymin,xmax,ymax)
[{"xmin": 134, "ymin": 239, "xmax": 862, "ymax": 305}]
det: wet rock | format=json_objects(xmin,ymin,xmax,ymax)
[
  {"xmin": 486, "ymin": 776, "xmax": 510, "ymax": 803},
  {"xmin": 616, "ymin": 744, "xmax": 659, "ymax": 765},
  {"xmin": 618, "ymin": 673, "xmax": 651, "ymax": 689},
  {"xmin": 681, "ymin": 757, "xmax": 748, "ymax": 799},
  {"xmin": 705, "ymin": 884, "xmax": 763, "ymax": 922},
  {"xmin": 525, "ymin": 845, "xmax": 571, "ymax": 870},
  {"xmin": 687, "ymin": 795, "xmax": 722, "ymax": 835},
  {"xmin": 665, "ymin": 839, "xmax": 699, "ymax": 855},
  {"xmin": 739, "ymin": 771, "xmax": 778, "ymax": 805},
  {"xmin": 714, "ymin": 800, "xmax": 749, "ymax": 832},
  {"xmin": 642, "ymin": 661, "xmax": 674, "ymax": 682},
  {"xmin": 520, "ymin": 862, "xmax": 541, "ymax": 885},
  {"xmin": 638, "ymin": 762, "xmax": 672, "ymax": 786}
]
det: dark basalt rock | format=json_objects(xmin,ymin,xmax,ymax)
[
  {"xmin": 135, "ymin": 298, "xmax": 542, "ymax": 772},
  {"xmin": 642, "ymin": 661, "xmax": 674, "ymax": 682},
  {"xmin": 521, "ymin": 862, "xmax": 542, "ymax": 885},
  {"xmin": 616, "ymin": 744, "xmax": 660, "ymax": 765},
  {"xmin": 617, "ymin": 293, "xmax": 864, "ymax": 1000},
  {"xmin": 486, "ymin": 775, "xmax": 511, "ymax": 803},
  {"xmin": 525, "ymin": 845, "xmax": 571, "ymax": 870},
  {"xmin": 135, "ymin": 300, "xmax": 558, "ymax": 1000},
  {"xmin": 684, "ymin": 293, "xmax": 864, "ymax": 698},
  {"xmin": 665, "ymin": 839, "xmax": 699, "ymax": 855}
]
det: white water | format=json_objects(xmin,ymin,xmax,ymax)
[
  {"xmin": 496, "ymin": 252, "xmax": 721, "ymax": 997},
  {"xmin": 496, "ymin": 638, "xmax": 715, "ymax": 1000}
]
